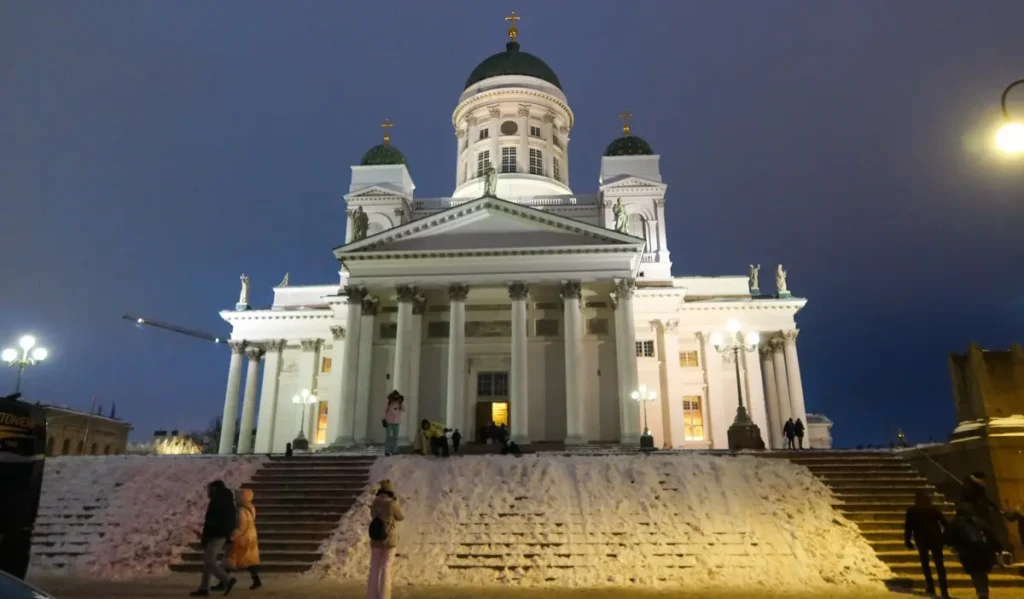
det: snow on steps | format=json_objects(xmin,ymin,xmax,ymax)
[
  {"xmin": 169, "ymin": 455, "xmax": 375, "ymax": 574},
  {"xmin": 29, "ymin": 455, "xmax": 264, "ymax": 579},
  {"xmin": 310, "ymin": 454, "xmax": 891, "ymax": 589},
  {"xmin": 768, "ymin": 451, "xmax": 1024, "ymax": 590}
]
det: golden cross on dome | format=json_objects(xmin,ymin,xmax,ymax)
[
  {"xmin": 618, "ymin": 111, "xmax": 632, "ymax": 136},
  {"xmin": 381, "ymin": 119, "xmax": 393, "ymax": 145},
  {"xmin": 504, "ymin": 11, "xmax": 521, "ymax": 41}
]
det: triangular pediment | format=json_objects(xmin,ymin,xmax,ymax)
[
  {"xmin": 599, "ymin": 175, "xmax": 667, "ymax": 192},
  {"xmin": 335, "ymin": 195, "xmax": 644, "ymax": 255},
  {"xmin": 344, "ymin": 183, "xmax": 408, "ymax": 201}
]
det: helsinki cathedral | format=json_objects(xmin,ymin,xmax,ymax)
[{"xmin": 217, "ymin": 14, "xmax": 818, "ymax": 455}]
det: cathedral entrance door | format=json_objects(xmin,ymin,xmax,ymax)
[{"xmin": 474, "ymin": 371, "xmax": 509, "ymax": 443}]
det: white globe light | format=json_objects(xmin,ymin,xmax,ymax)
[
  {"xmin": 709, "ymin": 332, "xmax": 724, "ymax": 348},
  {"xmin": 726, "ymin": 319, "xmax": 741, "ymax": 334},
  {"xmin": 996, "ymin": 122, "xmax": 1024, "ymax": 154},
  {"xmin": 18, "ymin": 335, "xmax": 36, "ymax": 351},
  {"xmin": 291, "ymin": 395, "xmax": 301, "ymax": 404},
  {"xmin": 648, "ymin": 392, "xmax": 656, "ymax": 400},
  {"xmin": 31, "ymin": 347, "xmax": 48, "ymax": 361},
  {"xmin": 630, "ymin": 391, "xmax": 640, "ymax": 400},
  {"xmin": 1, "ymin": 348, "xmax": 17, "ymax": 363},
  {"xmin": 745, "ymin": 332, "xmax": 760, "ymax": 346}
]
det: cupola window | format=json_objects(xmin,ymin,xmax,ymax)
[
  {"xmin": 528, "ymin": 148, "xmax": 544, "ymax": 175},
  {"xmin": 529, "ymin": 126, "xmax": 542, "ymax": 138},
  {"xmin": 553, "ymin": 156, "xmax": 561, "ymax": 181},
  {"xmin": 479, "ymin": 128, "xmax": 490, "ymax": 140},
  {"xmin": 501, "ymin": 147, "xmax": 517, "ymax": 173},
  {"xmin": 476, "ymin": 150, "xmax": 491, "ymax": 177}
]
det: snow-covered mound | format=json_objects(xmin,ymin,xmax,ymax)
[
  {"xmin": 311, "ymin": 454, "xmax": 890, "ymax": 589},
  {"xmin": 30, "ymin": 455, "xmax": 264, "ymax": 579}
]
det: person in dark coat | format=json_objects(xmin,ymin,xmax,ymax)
[
  {"xmin": 451, "ymin": 429, "xmax": 462, "ymax": 455},
  {"xmin": 190, "ymin": 480, "xmax": 237, "ymax": 597},
  {"xmin": 793, "ymin": 418, "xmax": 806, "ymax": 449},
  {"xmin": 782, "ymin": 418, "xmax": 796, "ymax": 450},
  {"xmin": 948, "ymin": 473, "xmax": 1004, "ymax": 599},
  {"xmin": 904, "ymin": 490, "xmax": 949, "ymax": 598}
]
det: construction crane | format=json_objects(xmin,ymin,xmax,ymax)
[{"xmin": 121, "ymin": 314, "xmax": 225, "ymax": 345}]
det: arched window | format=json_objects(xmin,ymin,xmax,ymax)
[
  {"xmin": 61, "ymin": 439, "xmax": 70, "ymax": 455},
  {"xmin": 104, "ymin": 444, "xmax": 111, "ymax": 455},
  {"xmin": 90, "ymin": 443, "xmax": 98, "ymax": 455},
  {"xmin": 76, "ymin": 440, "xmax": 84, "ymax": 455},
  {"xmin": 46, "ymin": 437, "xmax": 55, "ymax": 456}
]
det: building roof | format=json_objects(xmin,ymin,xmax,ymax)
[
  {"xmin": 604, "ymin": 135, "xmax": 654, "ymax": 156},
  {"xmin": 40, "ymin": 404, "xmax": 132, "ymax": 428},
  {"xmin": 465, "ymin": 41, "xmax": 561, "ymax": 90},
  {"xmin": 360, "ymin": 143, "xmax": 407, "ymax": 167},
  {"xmin": 805, "ymin": 413, "xmax": 833, "ymax": 425}
]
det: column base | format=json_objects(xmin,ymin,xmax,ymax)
[
  {"xmin": 619, "ymin": 433, "xmax": 641, "ymax": 445},
  {"xmin": 564, "ymin": 434, "xmax": 587, "ymax": 446}
]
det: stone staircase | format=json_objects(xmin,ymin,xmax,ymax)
[
  {"xmin": 30, "ymin": 489, "xmax": 112, "ymax": 572},
  {"xmin": 781, "ymin": 451, "xmax": 1024, "ymax": 591},
  {"xmin": 170, "ymin": 455, "xmax": 374, "ymax": 574}
]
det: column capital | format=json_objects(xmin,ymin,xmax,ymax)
[
  {"xmin": 517, "ymin": 104, "xmax": 531, "ymax": 117},
  {"xmin": 299, "ymin": 339, "xmax": 321, "ymax": 352},
  {"xmin": 396, "ymin": 285, "xmax": 418, "ymax": 303},
  {"xmin": 245, "ymin": 346, "xmax": 265, "ymax": 361},
  {"xmin": 664, "ymin": 319, "xmax": 680, "ymax": 332},
  {"xmin": 758, "ymin": 344, "xmax": 773, "ymax": 359},
  {"xmin": 560, "ymin": 280, "xmax": 582, "ymax": 300},
  {"xmin": 330, "ymin": 326, "xmax": 345, "ymax": 340},
  {"xmin": 508, "ymin": 282, "xmax": 529, "ymax": 301},
  {"xmin": 613, "ymin": 278, "xmax": 636, "ymax": 298},
  {"xmin": 412, "ymin": 295, "xmax": 427, "ymax": 315},
  {"xmin": 448, "ymin": 284, "xmax": 470, "ymax": 302},
  {"xmin": 361, "ymin": 296, "xmax": 380, "ymax": 315},
  {"xmin": 264, "ymin": 339, "xmax": 286, "ymax": 352},
  {"xmin": 343, "ymin": 285, "xmax": 368, "ymax": 304},
  {"xmin": 782, "ymin": 329, "xmax": 800, "ymax": 343},
  {"xmin": 228, "ymin": 340, "xmax": 246, "ymax": 354},
  {"xmin": 768, "ymin": 336, "xmax": 786, "ymax": 352}
]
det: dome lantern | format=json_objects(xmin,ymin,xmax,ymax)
[
  {"xmin": 464, "ymin": 12, "xmax": 562, "ymax": 91},
  {"xmin": 604, "ymin": 111, "xmax": 654, "ymax": 156},
  {"xmin": 360, "ymin": 119, "xmax": 408, "ymax": 167}
]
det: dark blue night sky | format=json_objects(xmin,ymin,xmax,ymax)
[{"xmin": 2, "ymin": 1, "xmax": 1023, "ymax": 446}]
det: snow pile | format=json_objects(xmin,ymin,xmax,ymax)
[
  {"xmin": 30, "ymin": 455, "xmax": 263, "ymax": 579},
  {"xmin": 311, "ymin": 454, "xmax": 890, "ymax": 589}
]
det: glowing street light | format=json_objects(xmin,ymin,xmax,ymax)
[
  {"xmin": 996, "ymin": 79, "xmax": 1024, "ymax": 154},
  {"xmin": 710, "ymin": 319, "xmax": 765, "ymax": 450},
  {"xmin": 291, "ymin": 389, "xmax": 318, "ymax": 451},
  {"xmin": 630, "ymin": 385, "xmax": 657, "ymax": 449},
  {"xmin": 2, "ymin": 335, "xmax": 49, "ymax": 394}
]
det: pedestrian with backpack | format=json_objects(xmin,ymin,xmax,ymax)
[
  {"xmin": 947, "ymin": 473, "xmax": 1004, "ymax": 599},
  {"xmin": 367, "ymin": 479, "xmax": 403, "ymax": 599}
]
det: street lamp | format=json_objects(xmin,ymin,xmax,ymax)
[
  {"xmin": 630, "ymin": 385, "xmax": 657, "ymax": 450},
  {"xmin": 710, "ymin": 319, "xmax": 765, "ymax": 451},
  {"xmin": 996, "ymin": 79, "xmax": 1024, "ymax": 154},
  {"xmin": 290, "ymin": 389, "xmax": 318, "ymax": 452},
  {"xmin": 2, "ymin": 335, "xmax": 48, "ymax": 394}
]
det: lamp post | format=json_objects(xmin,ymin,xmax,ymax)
[
  {"xmin": 290, "ymin": 389, "xmax": 318, "ymax": 452},
  {"xmin": 996, "ymin": 79, "xmax": 1024, "ymax": 154},
  {"xmin": 630, "ymin": 385, "xmax": 656, "ymax": 450},
  {"xmin": 710, "ymin": 320, "xmax": 765, "ymax": 451},
  {"xmin": 2, "ymin": 335, "xmax": 48, "ymax": 394}
]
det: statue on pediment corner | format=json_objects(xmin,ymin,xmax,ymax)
[
  {"xmin": 483, "ymin": 166, "xmax": 498, "ymax": 197},
  {"xmin": 352, "ymin": 206, "xmax": 369, "ymax": 241},
  {"xmin": 613, "ymin": 198, "xmax": 628, "ymax": 233}
]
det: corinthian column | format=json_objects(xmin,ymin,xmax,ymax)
[
  {"xmin": 254, "ymin": 340, "xmax": 284, "ymax": 453},
  {"xmin": 509, "ymin": 282, "xmax": 530, "ymax": 445},
  {"xmin": 783, "ymin": 330, "xmax": 807, "ymax": 425},
  {"xmin": 236, "ymin": 346, "xmax": 264, "ymax": 454},
  {"xmin": 614, "ymin": 278, "xmax": 639, "ymax": 443},
  {"xmin": 353, "ymin": 295, "xmax": 378, "ymax": 443},
  {"xmin": 218, "ymin": 341, "xmax": 246, "ymax": 454},
  {"xmin": 392, "ymin": 285, "xmax": 417, "ymax": 395},
  {"xmin": 562, "ymin": 281, "xmax": 585, "ymax": 445},
  {"xmin": 405, "ymin": 296, "xmax": 426, "ymax": 444},
  {"xmin": 770, "ymin": 337, "xmax": 792, "ymax": 429},
  {"xmin": 445, "ymin": 284, "xmax": 469, "ymax": 429},
  {"xmin": 325, "ymin": 326, "xmax": 346, "ymax": 444},
  {"xmin": 333, "ymin": 286, "xmax": 365, "ymax": 447},
  {"xmin": 759, "ymin": 344, "xmax": 782, "ymax": 449}
]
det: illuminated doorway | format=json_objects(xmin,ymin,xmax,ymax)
[{"xmin": 475, "ymin": 371, "xmax": 509, "ymax": 441}]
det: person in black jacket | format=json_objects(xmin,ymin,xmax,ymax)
[
  {"xmin": 190, "ymin": 480, "xmax": 237, "ymax": 597},
  {"xmin": 793, "ymin": 418, "xmax": 806, "ymax": 449},
  {"xmin": 948, "ymin": 473, "xmax": 1004, "ymax": 599},
  {"xmin": 904, "ymin": 490, "xmax": 949, "ymax": 598},
  {"xmin": 782, "ymin": 418, "xmax": 796, "ymax": 449}
]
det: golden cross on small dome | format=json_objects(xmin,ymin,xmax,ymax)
[
  {"xmin": 618, "ymin": 111, "xmax": 632, "ymax": 136},
  {"xmin": 381, "ymin": 119, "xmax": 393, "ymax": 145},
  {"xmin": 504, "ymin": 11, "xmax": 521, "ymax": 41}
]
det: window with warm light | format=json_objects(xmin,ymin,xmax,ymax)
[
  {"xmin": 321, "ymin": 357, "xmax": 332, "ymax": 373},
  {"xmin": 635, "ymin": 340, "xmax": 655, "ymax": 357},
  {"xmin": 682, "ymin": 396, "xmax": 704, "ymax": 441},
  {"xmin": 315, "ymin": 402, "xmax": 328, "ymax": 445},
  {"xmin": 678, "ymin": 351, "xmax": 699, "ymax": 368}
]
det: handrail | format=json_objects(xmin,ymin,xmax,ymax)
[{"xmin": 904, "ymin": 445, "xmax": 963, "ymax": 487}]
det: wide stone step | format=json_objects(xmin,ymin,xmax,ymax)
[
  {"xmin": 875, "ymin": 550, "xmax": 958, "ymax": 565},
  {"xmin": 832, "ymin": 492, "xmax": 946, "ymax": 503},
  {"xmin": 256, "ymin": 512, "xmax": 343, "ymax": 523},
  {"xmin": 265, "ymin": 457, "xmax": 376, "ymax": 465},
  {"xmin": 245, "ymin": 479, "xmax": 368, "ymax": 489},
  {"xmin": 887, "ymin": 572, "xmax": 1024, "ymax": 589},
  {"xmin": 252, "ymin": 492, "xmax": 364, "ymax": 502},
  {"xmin": 841, "ymin": 510, "xmax": 953, "ymax": 522},
  {"xmin": 257, "ymin": 506, "xmax": 351, "ymax": 517},
  {"xmin": 181, "ymin": 545, "xmax": 323, "ymax": 560},
  {"xmin": 256, "ymin": 530, "xmax": 333, "ymax": 542},
  {"xmin": 170, "ymin": 561, "xmax": 311, "ymax": 573},
  {"xmin": 186, "ymin": 539, "xmax": 325, "ymax": 553},
  {"xmin": 825, "ymin": 482, "xmax": 931, "ymax": 491},
  {"xmin": 835, "ymin": 500, "xmax": 952, "ymax": 511},
  {"xmin": 813, "ymin": 470, "xmax": 920, "ymax": 478}
]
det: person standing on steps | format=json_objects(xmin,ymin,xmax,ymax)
[
  {"xmin": 383, "ymin": 391, "xmax": 404, "ymax": 456},
  {"xmin": 190, "ymin": 480, "xmax": 237, "ymax": 597},
  {"xmin": 782, "ymin": 418, "xmax": 796, "ymax": 450},
  {"xmin": 367, "ymin": 479, "xmax": 404, "ymax": 599},
  {"xmin": 793, "ymin": 418, "xmax": 806, "ymax": 450},
  {"xmin": 218, "ymin": 488, "xmax": 261, "ymax": 592},
  {"xmin": 904, "ymin": 490, "xmax": 949, "ymax": 598},
  {"xmin": 451, "ymin": 429, "xmax": 461, "ymax": 455}
]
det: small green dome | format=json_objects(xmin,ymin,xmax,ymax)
[
  {"xmin": 465, "ymin": 41, "xmax": 561, "ymax": 90},
  {"xmin": 360, "ymin": 143, "xmax": 407, "ymax": 166},
  {"xmin": 604, "ymin": 135, "xmax": 654, "ymax": 157}
]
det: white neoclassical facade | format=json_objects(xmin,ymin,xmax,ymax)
[{"xmin": 217, "ymin": 23, "xmax": 814, "ymax": 455}]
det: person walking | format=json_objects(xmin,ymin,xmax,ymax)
[
  {"xmin": 451, "ymin": 429, "xmax": 461, "ymax": 455},
  {"xmin": 220, "ymin": 488, "xmax": 261, "ymax": 591},
  {"xmin": 190, "ymin": 480, "xmax": 237, "ymax": 597},
  {"xmin": 367, "ymin": 479, "xmax": 404, "ymax": 599},
  {"xmin": 947, "ymin": 473, "xmax": 1004, "ymax": 599},
  {"xmin": 793, "ymin": 418, "xmax": 806, "ymax": 450},
  {"xmin": 782, "ymin": 418, "xmax": 796, "ymax": 450},
  {"xmin": 904, "ymin": 490, "xmax": 949, "ymax": 598},
  {"xmin": 383, "ymin": 391, "xmax": 404, "ymax": 456}
]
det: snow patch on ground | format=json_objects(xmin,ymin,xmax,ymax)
[
  {"xmin": 310, "ymin": 454, "xmax": 890, "ymax": 589},
  {"xmin": 30, "ymin": 455, "xmax": 264, "ymax": 579}
]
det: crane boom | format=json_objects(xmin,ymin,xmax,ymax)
[{"xmin": 122, "ymin": 314, "xmax": 224, "ymax": 345}]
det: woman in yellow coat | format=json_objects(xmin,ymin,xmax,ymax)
[{"xmin": 223, "ymin": 488, "xmax": 261, "ymax": 590}]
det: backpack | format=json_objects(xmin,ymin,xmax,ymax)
[
  {"xmin": 947, "ymin": 510, "xmax": 989, "ymax": 549},
  {"xmin": 368, "ymin": 516, "xmax": 388, "ymax": 541}
]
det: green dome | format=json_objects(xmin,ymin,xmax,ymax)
[
  {"xmin": 360, "ymin": 143, "xmax": 407, "ymax": 166},
  {"xmin": 465, "ymin": 41, "xmax": 561, "ymax": 90},
  {"xmin": 604, "ymin": 135, "xmax": 654, "ymax": 157}
]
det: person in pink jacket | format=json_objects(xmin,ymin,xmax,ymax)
[{"xmin": 383, "ymin": 391, "xmax": 404, "ymax": 456}]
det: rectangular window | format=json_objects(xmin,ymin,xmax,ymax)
[
  {"xmin": 477, "ymin": 372, "xmax": 509, "ymax": 398},
  {"xmin": 682, "ymin": 396, "xmax": 704, "ymax": 441},
  {"xmin": 679, "ymin": 351, "xmax": 699, "ymax": 368},
  {"xmin": 528, "ymin": 148, "xmax": 543, "ymax": 175},
  {"xmin": 535, "ymin": 318, "xmax": 560, "ymax": 337},
  {"xmin": 553, "ymin": 156, "xmax": 561, "ymax": 181},
  {"xmin": 379, "ymin": 323, "xmax": 398, "ymax": 339},
  {"xmin": 315, "ymin": 402, "xmax": 328, "ymax": 445},
  {"xmin": 529, "ymin": 126, "xmax": 542, "ymax": 138},
  {"xmin": 476, "ymin": 150, "xmax": 491, "ymax": 178},
  {"xmin": 635, "ymin": 340, "xmax": 655, "ymax": 357},
  {"xmin": 321, "ymin": 357, "xmax": 332, "ymax": 373},
  {"xmin": 587, "ymin": 318, "xmax": 609, "ymax": 335},
  {"xmin": 501, "ymin": 147, "xmax": 517, "ymax": 174},
  {"xmin": 479, "ymin": 128, "xmax": 489, "ymax": 140},
  {"xmin": 428, "ymin": 321, "xmax": 450, "ymax": 338}
]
